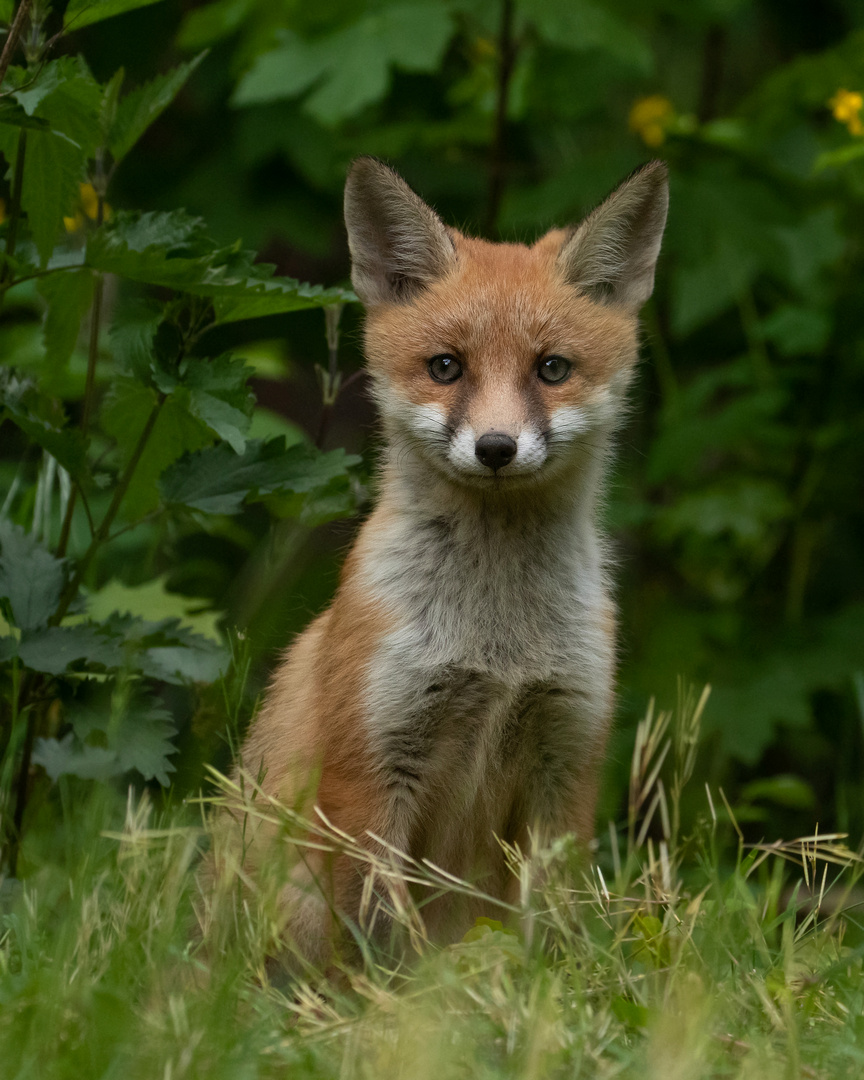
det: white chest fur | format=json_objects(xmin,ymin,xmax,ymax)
[{"xmin": 356, "ymin": 470, "xmax": 616, "ymax": 857}]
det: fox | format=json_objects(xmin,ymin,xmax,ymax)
[{"xmin": 215, "ymin": 156, "xmax": 669, "ymax": 969}]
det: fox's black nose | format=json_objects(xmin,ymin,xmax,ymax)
[{"xmin": 475, "ymin": 432, "xmax": 517, "ymax": 471}]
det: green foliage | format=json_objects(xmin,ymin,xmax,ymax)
[
  {"xmin": 0, "ymin": 0, "xmax": 363, "ymax": 866},
  {"xmin": 64, "ymin": 0, "xmax": 169, "ymax": 31}
]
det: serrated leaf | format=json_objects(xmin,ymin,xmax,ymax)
[
  {"xmin": 40, "ymin": 682, "xmax": 179, "ymax": 786},
  {"xmin": 87, "ymin": 612, "xmax": 228, "ymax": 683},
  {"xmin": 1, "ymin": 374, "xmax": 89, "ymax": 479},
  {"xmin": 187, "ymin": 389, "xmax": 249, "ymax": 453},
  {"xmin": 143, "ymin": 641, "xmax": 226, "ymax": 683},
  {"xmin": 108, "ymin": 298, "xmax": 162, "ymax": 381},
  {"xmin": 17, "ymin": 624, "xmax": 131, "ymax": 675},
  {"xmin": 86, "ymin": 576, "xmax": 222, "ymax": 642},
  {"xmin": 0, "ymin": 522, "xmax": 65, "ymax": 631},
  {"xmin": 64, "ymin": 0, "xmax": 168, "ymax": 31},
  {"xmin": 159, "ymin": 438, "xmax": 359, "ymax": 515},
  {"xmin": 109, "ymin": 53, "xmax": 206, "ymax": 163},
  {"xmin": 86, "ymin": 210, "xmax": 354, "ymax": 318},
  {"xmin": 182, "ymin": 352, "xmax": 254, "ymax": 452},
  {"xmin": 38, "ymin": 268, "xmax": 95, "ymax": 371},
  {"xmin": 33, "ymin": 733, "xmax": 122, "ymax": 782}
]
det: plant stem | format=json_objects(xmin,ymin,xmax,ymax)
[
  {"xmin": 57, "ymin": 192, "xmax": 105, "ymax": 558},
  {"xmin": 51, "ymin": 394, "xmax": 166, "ymax": 624},
  {"xmin": 0, "ymin": 128, "xmax": 27, "ymax": 296},
  {"xmin": 0, "ymin": 0, "xmax": 33, "ymax": 87},
  {"xmin": 485, "ymin": 0, "xmax": 517, "ymax": 237},
  {"xmin": 9, "ymin": 698, "xmax": 35, "ymax": 877},
  {"xmin": 643, "ymin": 298, "xmax": 679, "ymax": 409}
]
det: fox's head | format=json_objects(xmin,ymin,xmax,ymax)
[{"xmin": 344, "ymin": 158, "xmax": 668, "ymax": 489}]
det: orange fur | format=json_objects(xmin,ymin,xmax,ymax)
[{"xmin": 214, "ymin": 158, "xmax": 668, "ymax": 966}]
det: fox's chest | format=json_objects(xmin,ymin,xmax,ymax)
[
  {"xmin": 360, "ymin": 509, "xmax": 614, "ymax": 778},
  {"xmin": 362, "ymin": 509, "xmax": 605, "ymax": 681}
]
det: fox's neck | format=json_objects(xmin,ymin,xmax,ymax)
[
  {"xmin": 378, "ymin": 430, "xmax": 613, "ymax": 541},
  {"xmin": 352, "ymin": 433, "xmax": 615, "ymax": 682}
]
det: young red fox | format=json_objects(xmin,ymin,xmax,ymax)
[{"xmin": 227, "ymin": 157, "xmax": 668, "ymax": 966}]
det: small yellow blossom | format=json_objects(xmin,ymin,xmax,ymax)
[
  {"xmin": 64, "ymin": 182, "xmax": 111, "ymax": 233},
  {"xmin": 80, "ymin": 182, "xmax": 100, "ymax": 219},
  {"xmin": 629, "ymin": 95, "xmax": 675, "ymax": 148},
  {"xmin": 829, "ymin": 88, "xmax": 863, "ymax": 136}
]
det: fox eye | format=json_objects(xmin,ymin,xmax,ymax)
[
  {"xmin": 538, "ymin": 355, "xmax": 572, "ymax": 385},
  {"xmin": 428, "ymin": 354, "xmax": 462, "ymax": 384}
]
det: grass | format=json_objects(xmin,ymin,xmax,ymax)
[{"xmin": 1, "ymin": 686, "xmax": 863, "ymax": 1080}]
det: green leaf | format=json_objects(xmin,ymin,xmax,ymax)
[
  {"xmin": 814, "ymin": 139, "xmax": 864, "ymax": 171},
  {"xmin": 38, "ymin": 268, "xmax": 95, "ymax": 371},
  {"xmin": 611, "ymin": 995, "xmax": 650, "ymax": 1029},
  {"xmin": 187, "ymin": 389, "xmax": 249, "ymax": 453},
  {"xmin": 142, "ymin": 640, "xmax": 226, "ymax": 683},
  {"xmin": 0, "ymin": 522, "xmax": 65, "ymax": 631},
  {"xmin": 529, "ymin": 0, "xmax": 654, "ymax": 72},
  {"xmin": 37, "ymin": 682, "xmax": 179, "ymax": 786},
  {"xmin": 0, "ymin": 101, "xmax": 51, "ymax": 131},
  {"xmin": 101, "ymin": 380, "xmax": 212, "ymax": 517},
  {"xmin": 3, "ymin": 61, "xmax": 103, "ymax": 265},
  {"xmin": 86, "ymin": 210, "xmax": 354, "ymax": 318},
  {"xmin": 86, "ymin": 575, "xmax": 222, "ymax": 642},
  {"xmin": 109, "ymin": 53, "xmax": 206, "ymax": 163},
  {"xmin": 232, "ymin": 4, "xmax": 455, "ymax": 124},
  {"xmin": 33, "ymin": 733, "xmax": 122, "ymax": 782},
  {"xmin": 655, "ymin": 480, "xmax": 792, "ymax": 547},
  {"xmin": 159, "ymin": 437, "xmax": 359, "ymax": 515},
  {"xmin": 740, "ymin": 774, "xmax": 816, "ymax": 810},
  {"xmin": 64, "ymin": 0, "xmax": 168, "ymax": 31},
  {"xmin": 1, "ymin": 374, "xmax": 90, "ymax": 479},
  {"xmin": 108, "ymin": 298, "xmax": 162, "ymax": 381},
  {"xmin": 17, "ymin": 624, "xmax": 130, "ymax": 675},
  {"xmin": 758, "ymin": 305, "xmax": 831, "ymax": 357},
  {"xmin": 177, "ymin": 0, "xmax": 255, "ymax": 50},
  {"xmin": 183, "ymin": 353, "xmax": 254, "ymax": 453},
  {"xmin": 19, "ymin": 128, "xmax": 87, "ymax": 267}
]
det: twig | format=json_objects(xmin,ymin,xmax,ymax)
[
  {"xmin": 51, "ymin": 394, "xmax": 166, "ymax": 624},
  {"xmin": 485, "ymin": 0, "xmax": 517, "ymax": 236},
  {"xmin": 57, "ymin": 188, "xmax": 105, "ymax": 557},
  {"xmin": 0, "ymin": 0, "xmax": 33, "ymax": 88},
  {"xmin": 0, "ymin": 127, "xmax": 27, "ymax": 294}
]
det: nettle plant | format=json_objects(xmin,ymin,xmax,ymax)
[{"xmin": 0, "ymin": 0, "xmax": 358, "ymax": 871}]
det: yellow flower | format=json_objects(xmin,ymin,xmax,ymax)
[
  {"xmin": 829, "ymin": 88, "xmax": 863, "ymax": 136},
  {"xmin": 64, "ymin": 182, "xmax": 111, "ymax": 233},
  {"xmin": 80, "ymin": 182, "xmax": 100, "ymax": 219},
  {"xmin": 629, "ymin": 95, "xmax": 675, "ymax": 148}
]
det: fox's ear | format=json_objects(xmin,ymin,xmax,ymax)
[
  {"xmin": 556, "ymin": 161, "xmax": 668, "ymax": 310},
  {"xmin": 344, "ymin": 157, "xmax": 456, "ymax": 306}
]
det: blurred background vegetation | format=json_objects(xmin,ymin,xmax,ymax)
[{"xmin": 1, "ymin": 0, "xmax": 863, "ymax": 854}]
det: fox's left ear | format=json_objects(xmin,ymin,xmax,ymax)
[{"xmin": 556, "ymin": 161, "xmax": 669, "ymax": 311}]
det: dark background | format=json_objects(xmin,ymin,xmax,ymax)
[{"xmin": 6, "ymin": 0, "xmax": 864, "ymax": 842}]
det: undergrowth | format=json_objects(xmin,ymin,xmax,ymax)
[{"xmin": 1, "ymin": 685, "xmax": 862, "ymax": 1079}]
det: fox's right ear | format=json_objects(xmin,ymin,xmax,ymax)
[
  {"xmin": 557, "ymin": 161, "xmax": 669, "ymax": 311},
  {"xmin": 344, "ymin": 157, "xmax": 456, "ymax": 306}
]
